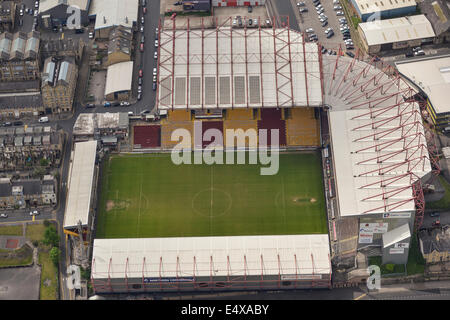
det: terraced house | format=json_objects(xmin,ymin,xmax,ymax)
[{"xmin": 41, "ymin": 57, "xmax": 78, "ymax": 113}]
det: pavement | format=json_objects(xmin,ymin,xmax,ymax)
[{"xmin": 0, "ymin": 266, "xmax": 40, "ymax": 300}]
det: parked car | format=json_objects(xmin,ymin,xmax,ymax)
[
  {"xmin": 141, "ymin": 16, "xmax": 144, "ymax": 24},
  {"xmin": 430, "ymin": 211, "xmax": 440, "ymax": 217},
  {"xmin": 170, "ymin": 13, "xmax": 177, "ymax": 20},
  {"xmin": 3, "ymin": 122, "xmax": 12, "ymax": 127},
  {"xmin": 39, "ymin": 116, "xmax": 49, "ymax": 123},
  {"xmin": 141, "ymin": 35, "xmax": 145, "ymax": 43},
  {"xmin": 89, "ymin": 32, "xmax": 94, "ymax": 39},
  {"xmin": 321, "ymin": 20, "xmax": 328, "ymax": 27},
  {"xmin": 405, "ymin": 51, "xmax": 414, "ymax": 58},
  {"xmin": 336, "ymin": 11, "xmax": 344, "ymax": 16},
  {"xmin": 299, "ymin": 7, "xmax": 308, "ymax": 13},
  {"xmin": 140, "ymin": 43, "xmax": 144, "ymax": 52},
  {"xmin": 120, "ymin": 101, "xmax": 130, "ymax": 106},
  {"xmin": 140, "ymin": 109, "xmax": 150, "ymax": 115},
  {"xmin": 140, "ymin": 26, "xmax": 144, "ymax": 33},
  {"xmin": 128, "ymin": 111, "xmax": 134, "ymax": 116},
  {"xmin": 138, "ymin": 86, "xmax": 142, "ymax": 93},
  {"xmin": 326, "ymin": 31, "xmax": 334, "ymax": 38},
  {"xmin": 29, "ymin": 210, "xmax": 39, "ymax": 216},
  {"xmin": 20, "ymin": 8, "xmax": 24, "ymax": 16},
  {"xmin": 306, "ymin": 28, "xmax": 314, "ymax": 33},
  {"xmin": 334, "ymin": 5, "xmax": 342, "ymax": 10},
  {"xmin": 265, "ymin": 19, "xmax": 271, "ymax": 26},
  {"xmin": 0, "ymin": 213, "xmax": 7, "ymax": 218},
  {"xmin": 346, "ymin": 51, "xmax": 355, "ymax": 58},
  {"xmin": 248, "ymin": 18, "xmax": 253, "ymax": 26},
  {"xmin": 153, "ymin": 75, "xmax": 157, "ymax": 82},
  {"xmin": 297, "ymin": 2, "xmax": 306, "ymax": 6},
  {"xmin": 414, "ymin": 50, "xmax": 425, "ymax": 56},
  {"xmin": 154, "ymin": 51, "xmax": 158, "ymax": 59},
  {"xmin": 13, "ymin": 121, "xmax": 23, "ymax": 126},
  {"xmin": 155, "ymin": 39, "xmax": 159, "ymax": 47},
  {"xmin": 139, "ymin": 69, "xmax": 143, "ymax": 77},
  {"xmin": 137, "ymin": 93, "xmax": 142, "ymax": 100},
  {"xmin": 153, "ymin": 83, "xmax": 157, "ymax": 91},
  {"xmin": 104, "ymin": 102, "xmax": 111, "ymax": 107},
  {"xmin": 143, "ymin": 7, "xmax": 147, "ymax": 14},
  {"xmin": 86, "ymin": 103, "xmax": 95, "ymax": 108},
  {"xmin": 75, "ymin": 28, "xmax": 84, "ymax": 34},
  {"xmin": 153, "ymin": 67, "xmax": 157, "ymax": 76},
  {"xmin": 248, "ymin": 5, "xmax": 252, "ymax": 13}
]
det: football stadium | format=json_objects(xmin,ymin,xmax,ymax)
[{"xmin": 86, "ymin": 18, "xmax": 438, "ymax": 293}]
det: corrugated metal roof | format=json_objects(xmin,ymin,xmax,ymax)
[
  {"xmin": 92, "ymin": 235, "xmax": 331, "ymax": 279},
  {"xmin": 63, "ymin": 140, "xmax": 97, "ymax": 229},
  {"xmin": 91, "ymin": 0, "xmax": 138, "ymax": 30},
  {"xmin": 104, "ymin": 61, "xmax": 133, "ymax": 95},
  {"xmin": 355, "ymin": 0, "xmax": 416, "ymax": 14},
  {"xmin": 58, "ymin": 61, "xmax": 70, "ymax": 82},
  {"xmin": 359, "ymin": 15, "xmax": 435, "ymax": 46}
]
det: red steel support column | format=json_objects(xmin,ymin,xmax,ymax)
[
  {"xmin": 186, "ymin": 18, "xmax": 190, "ymax": 109},
  {"xmin": 272, "ymin": 18, "xmax": 280, "ymax": 108},
  {"xmin": 201, "ymin": 18, "xmax": 205, "ymax": 109},
  {"xmin": 286, "ymin": 17, "xmax": 295, "ymax": 108},
  {"xmin": 155, "ymin": 18, "xmax": 162, "ymax": 111},
  {"xmin": 258, "ymin": 21, "xmax": 264, "ymax": 108},
  {"xmin": 216, "ymin": 17, "xmax": 220, "ymax": 108},
  {"xmin": 159, "ymin": 257, "xmax": 163, "ymax": 291},
  {"xmin": 171, "ymin": 18, "xmax": 176, "ymax": 110},
  {"xmin": 301, "ymin": 32, "xmax": 310, "ymax": 106}
]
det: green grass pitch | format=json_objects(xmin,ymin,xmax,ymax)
[{"xmin": 95, "ymin": 152, "xmax": 327, "ymax": 239}]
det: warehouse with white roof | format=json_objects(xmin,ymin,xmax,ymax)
[
  {"xmin": 89, "ymin": 0, "xmax": 139, "ymax": 39},
  {"xmin": 350, "ymin": 0, "xmax": 417, "ymax": 22},
  {"xmin": 358, "ymin": 15, "xmax": 436, "ymax": 54},
  {"xmin": 104, "ymin": 61, "xmax": 134, "ymax": 101}
]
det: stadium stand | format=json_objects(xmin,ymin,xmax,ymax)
[
  {"xmin": 224, "ymin": 120, "xmax": 258, "ymax": 148},
  {"xmin": 226, "ymin": 109, "xmax": 254, "ymax": 121},
  {"xmin": 161, "ymin": 121, "xmax": 193, "ymax": 148},
  {"xmin": 133, "ymin": 125, "xmax": 161, "ymax": 148},
  {"xmin": 258, "ymin": 108, "xmax": 287, "ymax": 146},
  {"xmin": 201, "ymin": 121, "xmax": 223, "ymax": 148},
  {"xmin": 286, "ymin": 108, "xmax": 320, "ymax": 147},
  {"xmin": 168, "ymin": 110, "xmax": 192, "ymax": 121}
]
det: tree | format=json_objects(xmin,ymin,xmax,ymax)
[
  {"xmin": 50, "ymin": 247, "xmax": 61, "ymax": 267},
  {"xmin": 40, "ymin": 158, "xmax": 49, "ymax": 167},
  {"xmin": 43, "ymin": 226, "xmax": 59, "ymax": 247}
]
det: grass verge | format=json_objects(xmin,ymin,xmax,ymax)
[
  {"xmin": 0, "ymin": 225, "xmax": 23, "ymax": 236},
  {"xmin": 0, "ymin": 245, "xmax": 33, "ymax": 267},
  {"xmin": 426, "ymin": 176, "xmax": 450, "ymax": 210},
  {"xmin": 38, "ymin": 245, "xmax": 58, "ymax": 300}
]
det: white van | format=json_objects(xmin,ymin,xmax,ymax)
[{"xmin": 39, "ymin": 116, "xmax": 49, "ymax": 123}]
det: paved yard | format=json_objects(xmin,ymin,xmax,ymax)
[
  {"xmin": 0, "ymin": 266, "xmax": 40, "ymax": 300},
  {"xmin": 87, "ymin": 71, "xmax": 107, "ymax": 105}
]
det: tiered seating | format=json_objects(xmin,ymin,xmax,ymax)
[
  {"xmin": 161, "ymin": 121, "xmax": 193, "ymax": 148},
  {"xmin": 133, "ymin": 125, "xmax": 161, "ymax": 148},
  {"xmin": 223, "ymin": 119, "xmax": 258, "ymax": 148},
  {"xmin": 226, "ymin": 109, "xmax": 254, "ymax": 121},
  {"xmin": 168, "ymin": 110, "xmax": 192, "ymax": 121},
  {"xmin": 201, "ymin": 121, "xmax": 223, "ymax": 148},
  {"xmin": 286, "ymin": 108, "xmax": 320, "ymax": 146},
  {"xmin": 257, "ymin": 108, "xmax": 286, "ymax": 146}
]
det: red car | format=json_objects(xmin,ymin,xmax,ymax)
[
  {"xmin": 143, "ymin": 7, "xmax": 147, "ymax": 14},
  {"xmin": 140, "ymin": 43, "xmax": 144, "ymax": 52},
  {"xmin": 139, "ymin": 69, "xmax": 143, "ymax": 77},
  {"xmin": 170, "ymin": 13, "xmax": 177, "ymax": 20}
]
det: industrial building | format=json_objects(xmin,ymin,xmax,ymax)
[
  {"xmin": 40, "ymin": 38, "xmax": 85, "ymax": 65},
  {"xmin": 89, "ymin": 0, "xmax": 139, "ymax": 39},
  {"xmin": 395, "ymin": 55, "xmax": 450, "ymax": 128},
  {"xmin": 104, "ymin": 61, "xmax": 133, "ymax": 101},
  {"xmin": 358, "ymin": 15, "xmax": 436, "ymax": 54},
  {"xmin": 105, "ymin": 26, "xmax": 133, "ymax": 67},
  {"xmin": 418, "ymin": 0, "xmax": 450, "ymax": 44},
  {"xmin": 182, "ymin": 0, "xmax": 212, "ymax": 12},
  {"xmin": 350, "ymin": 0, "xmax": 417, "ymax": 22},
  {"xmin": 41, "ymin": 57, "xmax": 79, "ymax": 113},
  {"xmin": 0, "ymin": 31, "xmax": 40, "ymax": 82},
  {"xmin": 72, "ymin": 112, "xmax": 129, "ymax": 143},
  {"xmin": 419, "ymin": 226, "xmax": 450, "ymax": 263},
  {"xmin": 90, "ymin": 20, "xmax": 439, "ymax": 293},
  {"xmin": 38, "ymin": 0, "xmax": 91, "ymax": 29}
]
